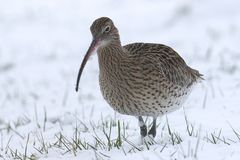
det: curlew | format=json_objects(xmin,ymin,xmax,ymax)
[{"xmin": 75, "ymin": 17, "xmax": 203, "ymax": 139}]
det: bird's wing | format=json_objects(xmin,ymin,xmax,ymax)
[{"xmin": 123, "ymin": 43, "xmax": 203, "ymax": 87}]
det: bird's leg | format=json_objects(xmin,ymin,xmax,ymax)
[
  {"xmin": 138, "ymin": 116, "xmax": 147, "ymax": 137},
  {"xmin": 148, "ymin": 117, "xmax": 157, "ymax": 138}
]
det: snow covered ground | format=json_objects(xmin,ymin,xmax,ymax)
[{"xmin": 0, "ymin": 0, "xmax": 240, "ymax": 159}]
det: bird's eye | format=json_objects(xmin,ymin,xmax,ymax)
[{"xmin": 104, "ymin": 26, "xmax": 111, "ymax": 33}]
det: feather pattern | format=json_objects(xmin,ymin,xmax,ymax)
[{"xmin": 80, "ymin": 17, "xmax": 203, "ymax": 117}]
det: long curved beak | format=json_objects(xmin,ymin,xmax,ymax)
[{"xmin": 75, "ymin": 39, "xmax": 99, "ymax": 92}]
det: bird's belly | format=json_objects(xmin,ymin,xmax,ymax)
[{"xmin": 99, "ymin": 78, "xmax": 191, "ymax": 117}]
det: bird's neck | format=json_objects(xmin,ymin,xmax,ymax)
[{"xmin": 97, "ymin": 41, "xmax": 125, "ymax": 77}]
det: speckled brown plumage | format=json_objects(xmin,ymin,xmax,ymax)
[{"xmin": 76, "ymin": 17, "xmax": 203, "ymax": 138}]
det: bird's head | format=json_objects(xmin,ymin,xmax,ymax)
[
  {"xmin": 90, "ymin": 17, "xmax": 120, "ymax": 48},
  {"xmin": 75, "ymin": 17, "xmax": 119, "ymax": 92}
]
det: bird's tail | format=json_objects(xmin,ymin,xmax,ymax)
[{"xmin": 189, "ymin": 67, "xmax": 204, "ymax": 82}]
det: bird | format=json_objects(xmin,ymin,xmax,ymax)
[{"xmin": 75, "ymin": 17, "xmax": 203, "ymax": 140}]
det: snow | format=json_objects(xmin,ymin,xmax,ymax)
[{"xmin": 1, "ymin": 0, "xmax": 240, "ymax": 159}]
